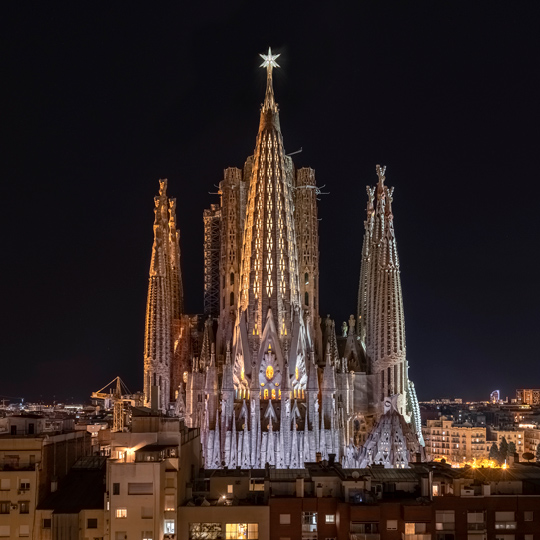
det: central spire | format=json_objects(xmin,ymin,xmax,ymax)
[{"xmin": 237, "ymin": 47, "xmax": 301, "ymax": 359}]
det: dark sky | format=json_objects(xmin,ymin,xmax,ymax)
[{"xmin": 2, "ymin": 2, "xmax": 539, "ymax": 403}]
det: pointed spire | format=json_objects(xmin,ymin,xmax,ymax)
[{"xmin": 259, "ymin": 47, "xmax": 280, "ymax": 113}]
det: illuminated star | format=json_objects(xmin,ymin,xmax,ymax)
[{"xmin": 259, "ymin": 47, "xmax": 280, "ymax": 72}]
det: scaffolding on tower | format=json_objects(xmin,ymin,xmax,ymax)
[
  {"xmin": 203, "ymin": 204, "xmax": 221, "ymax": 318},
  {"xmin": 91, "ymin": 376, "xmax": 136, "ymax": 432}
]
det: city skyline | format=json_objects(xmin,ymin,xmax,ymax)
[{"xmin": 2, "ymin": 3, "xmax": 539, "ymax": 403}]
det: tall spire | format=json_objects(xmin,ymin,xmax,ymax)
[
  {"xmin": 144, "ymin": 179, "xmax": 172, "ymax": 412},
  {"xmin": 238, "ymin": 47, "xmax": 301, "ymax": 353},
  {"xmin": 359, "ymin": 165, "xmax": 408, "ymax": 418}
]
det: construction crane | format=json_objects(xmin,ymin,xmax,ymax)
[{"xmin": 91, "ymin": 377, "xmax": 133, "ymax": 432}]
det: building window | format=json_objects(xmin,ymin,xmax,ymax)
[
  {"xmin": 405, "ymin": 523, "xmax": 426, "ymax": 533},
  {"xmin": 19, "ymin": 479, "xmax": 30, "ymax": 491},
  {"xmin": 0, "ymin": 502, "xmax": 8, "ymax": 514},
  {"xmin": 19, "ymin": 501, "xmax": 29, "ymax": 514},
  {"xmin": 436, "ymin": 510, "xmax": 455, "ymax": 531},
  {"xmin": 164, "ymin": 520, "xmax": 175, "ymax": 534},
  {"xmin": 230, "ymin": 291, "xmax": 234, "ymax": 306},
  {"xmin": 0, "ymin": 526, "xmax": 9, "ymax": 538},
  {"xmin": 0, "ymin": 479, "xmax": 10, "ymax": 490},
  {"xmin": 113, "ymin": 483, "xmax": 120, "ymax": 495},
  {"xmin": 350, "ymin": 523, "xmax": 379, "ymax": 534},
  {"xmin": 116, "ymin": 508, "xmax": 127, "ymax": 519},
  {"xmin": 128, "ymin": 482, "xmax": 153, "ymax": 495},
  {"xmin": 141, "ymin": 507, "xmax": 153, "ymax": 519},
  {"xmin": 495, "ymin": 511, "xmax": 516, "ymax": 530},
  {"xmin": 230, "ymin": 272, "xmax": 235, "ymax": 286},
  {"xmin": 142, "ymin": 532, "xmax": 153, "ymax": 540},
  {"xmin": 189, "ymin": 523, "xmax": 222, "ymax": 539},
  {"xmin": 280, "ymin": 514, "xmax": 291, "ymax": 524},
  {"xmin": 164, "ymin": 495, "xmax": 175, "ymax": 512},
  {"xmin": 19, "ymin": 525, "xmax": 30, "ymax": 537},
  {"xmin": 467, "ymin": 511, "xmax": 486, "ymax": 531},
  {"xmin": 524, "ymin": 511, "xmax": 533, "ymax": 521},
  {"xmin": 227, "ymin": 484, "xmax": 233, "ymax": 494},
  {"xmin": 226, "ymin": 523, "xmax": 258, "ymax": 539},
  {"xmin": 87, "ymin": 518, "xmax": 98, "ymax": 529},
  {"xmin": 302, "ymin": 512, "xmax": 317, "ymax": 535},
  {"xmin": 115, "ymin": 533, "xmax": 126, "ymax": 540},
  {"xmin": 325, "ymin": 515, "xmax": 335, "ymax": 524},
  {"xmin": 305, "ymin": 292, "xmax": 309, "ymax": 306},
  {"xmin": 386, "ymin": 520, "xmax": 398, "ymax": 531},
  {"xmin": 42, "ymin": 519, "xmax": 51, "ymax": 529}
]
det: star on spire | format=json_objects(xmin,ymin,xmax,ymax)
[{"xmin": 259, "ymin": 47, "xmax": 280, "ymax": 75}]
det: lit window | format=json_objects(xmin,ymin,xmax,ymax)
[
  {"xmin": 227, "ymin": 484, "xmax": 233, "ymax": 494},
  {"xmin": 164, "ymin": 495, "xmax": 175, "ymax": 512},
  {"xmin": 116, "ymin": 508, "xmax": 127, "ymax": 519},
  {"xmin": 325, "ymin": 515, "xmax": 335, "ymax": 524},
  {"xmin": 226, "ymin": 523, "xmax": 258, "ymax": 539},
  {"xmin": 19, "ymin": 501, "xmax": 29, "ymax": 514},
  {"xmin": 164, "ymin": 520, "xmax": 175, "ymax": 534}
]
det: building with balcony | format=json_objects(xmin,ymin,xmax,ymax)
[
  {"xmin": 0, "ymin": 420, "xmax": 90, "ymax": 539},
  {"xmin": 422, "ymin": 418, "xmax": 487, "ymax": 465}
]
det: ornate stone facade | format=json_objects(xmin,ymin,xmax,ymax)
[{"xmin": 142, "ymin": 50, "xmax": 424, "ymax": 468}]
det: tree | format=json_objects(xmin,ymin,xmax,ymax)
[
  {"xmin": 522, "ymin": 452, "xmax": 535, "ymax": 463},
  {"xmin": 499, "ymin": 437, "xmax": 509, "ymax": 462},
  {"xmin": 489, "ymin": 442, "xmax": 500, "ymax": 463},
  {"xmin": 508, "ymin": 441, "xmax": 516, "ymax": 456}
]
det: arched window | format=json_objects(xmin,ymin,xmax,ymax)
[
  {"xmin": 304, "ymin": 272, "xmax": 309, "ymax": 285},
  {"xmin": 271, "ymin": 389, "xmax": 276, "ymax": 400},
  {"xmin": 230, "ymin": 272, "xmax": 234, "ymax": 285},
  {"xmin": 264, "ymin": 389, "xmax": 269, "ymax": 399},
  {"xmin": 305, "ymin": 291, "xmax": 309, "ymax": 306},
  {"xmin": 230, "ymin": 291, "xmax": 234, "ymax": 306}
]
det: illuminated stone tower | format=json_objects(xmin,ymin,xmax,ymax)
[
  {"xmin": 143, "ymin": 179, "xmax": 184, "ymax": 412},
  {"xmin": 191, "ymin": 48, "xmax": 343, "ymax": 469},
  {"xmin": 357, "ymin": 165, "xmax": 423, "ymax": 442}
]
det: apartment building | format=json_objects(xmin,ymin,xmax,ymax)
[
  {"xmin": 0, "ymin": 416, "xmax": 90, "ymax": 539},
  {"xmin": 422, "ymin": 417, "xmax": 487, "ymax": 465},
  {"xmin": 106, "ymin": 408, "xmax": 200, "ymax": 540}
]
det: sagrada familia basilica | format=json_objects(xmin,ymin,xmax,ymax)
[{"xmin": 143, "ymin": 49, "xmax": 425, "ymax": 469}]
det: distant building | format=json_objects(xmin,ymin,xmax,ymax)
[
  {"xmin": 490, "ymin": 428, "xmax": 525, "ymax": 458},
  {"xmin": 517, "ymin": 389, "xmax": 540, "ymax": 406},
  {"xmin": 422, "ymin": 417, "xmax": 488, "ymax": 465},
  {"xmin": 490, "ymin": 389, "xmax": 500, "ymax": 403}
]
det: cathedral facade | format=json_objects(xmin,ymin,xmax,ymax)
[{"xmin": 142, "ymin": 50, "xmax": 424, "ymax": 469}]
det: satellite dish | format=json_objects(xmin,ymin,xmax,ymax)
[{"xmin": 352, "ymin": 471, "xmax": 360, "ymax": 479}]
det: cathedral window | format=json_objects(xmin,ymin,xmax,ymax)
[
  {"xmin": 271, "ymin": 389, "xmax": 276, "ymax": 400},
  {"xmin": 305, "ymin": 292, "xmax": 309, "ymax": 306},
  {"xmin": 266, "ymin": 365, "xmax": 274, "ymax": 380},
  {"xmin": 230, "ymin": 272, "xmax": 234, "ymax": 286},
  {"xmin": 230, "ymin": 292, "xmax": 234, "ymax": 306},
  {"xmin": 264, "ymin": 389, "xmax": 269, "ymax": 399},
  {"xmin": 305, "ymin": 272, "xmax": 309, "ymax": 285}
]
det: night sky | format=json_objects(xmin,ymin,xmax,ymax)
[{"xmin": 2, "ymin": 2, "xmax": 539, "ymax": 403}]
